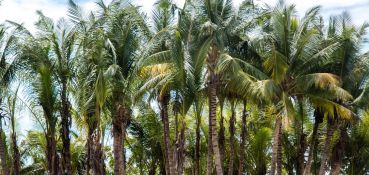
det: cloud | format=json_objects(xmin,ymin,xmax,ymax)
[{"xmin": 0, "ymin": 0, "xmax": 98, "ymax": 33}]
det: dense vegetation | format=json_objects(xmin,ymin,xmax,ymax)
[{"xmin": 0, "ymin": 0, "xmax": 368, "ymax": 174}]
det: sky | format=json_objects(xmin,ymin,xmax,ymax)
[
  {"xmin": 1, "ymin": 0, "xmax": 369, "ymax": 32},
  {"xmin": 1, "ymin": 0, "xmax": 368, "ymax": 133}
]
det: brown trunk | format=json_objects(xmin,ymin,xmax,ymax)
[
  {"xmin": 149, "ymin": 160, "xmax": 157, "ymax": 175},
  {"xmin": 195, "ymin": 111, "xmax": 201, "ymax": 175},
  {"xmin": 270, "ymin": 117, "xmax": 282, "ymax": 175},
  {"xmin": 295, "ymin": 100, "xmax": 306, "ymax": 175},
  {"xmin": 303, "ymin": 110, "xmax": 323, "ymax": 175},
  {"xmin": 238, "ymin": 101, "xmax": 247, "ymax": 175},
  {"xmin": 11, "ymin": 132, "xmax": 20, "ymax": 175},
  {"xmin": 46, "ymin": 128, "xmax": 58, "ymax": 175},
  {"xmin": 60, "ymin": 82, "xmax": 72, "ymax": 175},
  {"xmin": 206, "ymin": 116, "xmax": 213, "ymax": 175},
  {"xmin": 331, "ymin": 127, "xmax": 346, "ymax": 175},
  {"xmin": 0, "ymin": 128, "xmax": 9, "ymax": 175},
  {"xmin": 160, "ymin": 94, "xmax": 176, "ymax": 175},
  {"xmin": 276, "ymin": 117, "xmax": 283, "ymax": 175},
  {"xmin": 318, "ymin": 119, "xmax": 336, "ymax": 175},
  {"xmin": 88, "ymin": 103, "xmax": 105, "ymax": 175},
  {"xmin": 113, "ymin": 100, "xmax": 127, "ymax": 175},
  {"xmin": 86, "ymin": 113, "xmax": 93, "ymax": 174},
  {"xmin": 219, "ymin": 101, "xmax": 225, "ymax": 162},
  {"xmin": 177, "ymin": 119, "xmax": 185, "ymax": 174},
  {"xmin": 228, "ymin": 104, "xmax": 236, "ymax": 175},
  {"xmin": 174, "ymin": 112, "xmax": 179, "ymax": 173},
  {"xmin": 207, "ymin": 47, "xmax": 223, "ymax": 175}
]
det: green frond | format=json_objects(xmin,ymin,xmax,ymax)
[{"xmin": 263, "ymin": 47, "xmax": 288, "ymax": 84}]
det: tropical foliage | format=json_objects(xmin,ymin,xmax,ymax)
[{"xmin": 0, "ymin": 0, "xmax": 368, "ymax": 174}]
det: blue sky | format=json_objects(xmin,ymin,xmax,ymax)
[{"xmin": 1, "ymin": 0, "xmax": 368, "ymax": 133}]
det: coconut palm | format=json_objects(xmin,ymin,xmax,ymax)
[
  {"xmin": 217, "ymin": 2, "xmax": 353, "ymax": 174},
  {"xmin": 313, "ymin": 12, "xmax": 369, "ymax": 175}
]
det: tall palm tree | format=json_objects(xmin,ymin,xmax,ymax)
[
  {"xmin": 29, "ymin": 15, "xmax": 77, "ymax": 174},
  {"xmin": 0, "ymin": 24, "xmax": 21, "ymax": 175},
  {"xmin": 3, "ymin": 85, "xmax": 21, "ymax": 175},
  {"xmin": 186, "ymin": 0, "xmax": 241, "ymax": 173},
  {"xmin": 20, "ymin": 35, "xmax": 59, "ymax": 175},
  {"xmin": 314, "ymin": 12, "xmax": 369, "ymax": 175},
  {"xmin": 218, "ymin": 2, "xmax": 353, "ymax": 174},
  {"xmin": 96, "ymin": 1, "xmax": 149, "ymax": 174}
]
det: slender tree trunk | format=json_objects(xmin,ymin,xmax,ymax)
[
  {"xmin": 177, "ymin": 119, "xmax": 185, "ymax": 174},
  {"xmin": 174, "ymin": 112, "xmax": 179, "ymax": 172},
  {"xmin": 207, "ymin": 47, "xmax": 223, "ymax": 175},
  {"xmin": 238, "ymin": 101, "xmax": 247, "ymax": 175},
  {"xmin": 206, "ymin": 117, "xmax": 213, "ymax": 175},
  {"xmin": 60, "ymin": 82, "xmax": 72, "ymax": 175},
  {"xmin": 11, "ymin": 131, "xmax": 20, "ymax": 175},
  {"xmin": 270, "ymin": 117, "xmax": 282, "ymax": 175},
  {"xmin": 89, "ymin": 103, "xmax": 105, "ymax": 175},
  {"xmin": 87, "ymin": 113, "xmax": 92, "ymax": 175},
  {"xmin": 0, "ymin": 128, "xmax": 9, "ymax": 175},
  {"xmin": 295, "ymin": 100, "xmax": 306, "ymax": 175},
  {"xmin": 331, "ymin": 126, "xmax": 346, "ymax": 175},
  {"xmin": 113, "ymin": 99, "xmax": 126, "ymax": 175},
  {"xmin": 228, "ymin": 104, "xmax": 236, "ymax": 175},
  {"xmin": 318, "ymin": 119, "xmax": 336, "ymax": 175},
  {"xmin": 46, "ymin": 128, "xmax": 58, "ymax": 175},
  {"xmin": 160, "ymin": 94, "xmax": 176, "ymax": 175},
  {"xmin": 149, "ymin": 160, "xmax": 157, "ymax": 175},
  {"xmin": 276, "ymin": 118, "xmax": 283, "ymax": 175},
  {"xmin": 303, "ymin": 110, "xmax": 323, "ymax": 175},
  {"xmin": 195, "ymin": 111, "xmax": 201, "ymax": 175},
  {"xmin": 219, "ymin": 101, "xmax": 225, "ymax": 163}
]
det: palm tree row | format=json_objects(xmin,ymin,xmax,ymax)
[{"xmin": 0, "ymin": 0, "xmax": 368, "ymax": 174}]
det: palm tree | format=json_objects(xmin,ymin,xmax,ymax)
[
  {"xmin": 29, "ymin": 15, "xmax": 77, "ymax": 174},
  {"xmin": 3, "ymin": 85, "xmax": 21, "ymax": 175},
  {"xmin": 186, "ymin": 0, "xmax": 241, "ymax": 173},
  {"xmin": 0, "ymin": 24, "xmax": 21, "ymax": 175},
  {"xmin": 218, "ymin": 2, "xmax": 353, "ymax": 174},
  {"xmin": 20, "ymin": 36, "xmax": 59, "ymax": 175},
  {"xmin": 315, "ymin": 12, "xmax": 369, "ymax": 175},
  {"xmin": 51, "ymin": 21, "xmax": 76, "ymax": 175},
  {"xmin": 96, "ymin": 1, "xmax": 149, "ymax": 174}
]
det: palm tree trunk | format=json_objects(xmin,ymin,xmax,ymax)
[
  {"xmin": 160, "ymin": 94, "xmax": 176, "ymax": 175},
  {"xmin": 219, "ymin": 101, "xmax": 225, "ymax": 162},
  {"xmin": 331, "ymin": 127, "xmax": 346, "ymax": 175},
  {"xmin": 195, "ymin": 111, "xmax": 201, "ymax": 175},
  {"xmin": 270, "ymin": 116, "xmax": 282, "ymax": 175},
  {"xmin": 113, "ymin": 100, "xmax": 126, "ymax": 175},
  {"xmin": 89, "ymin": 103, "xmax": 105, "ymax": 175},
  {"xmin": 238, "ymin": 101, "xmax": 247, "ymax": 175},
  {"xmin": 318, "ymin": 118, "xmax": 336, "ymax": 175},
  {"xmin": 46, "ymin": 128, "xmax": 58, "ymax": 175},
  {"xmin": 207, "ymin": 47, "xmax": 223, "ymax": 175},
  {"xmin": 11, "ymin": 131, "xmax": 20, "ymax": 175},
  {"xmin": 177, "ymin": 119, "xmax": 185, "ymax": 174},
  {"xmin": 206, "ymin": 117, "xmax": 213, "ymax": 175},
  {"xmin": 149, "ymin": 160, "xmax": 157, "ymax": 175},
  {"xmin": 174, "ymin": 112, "xmax": 179, "ymax": 172},
  {"xmin": 228, "ymin": 104, "xmax": 236, "ymax": 175},
  {"xmin": 87, "ymin": 113, "xmax": 92, "ymax": 174},
  {"xmin": 303, "ymin": 109, "xmax": 323, "ymax": 175},
  {"xmin": 296, "ymin": 101, "xmax": 306, "ymax": 175},
  {"xmin": 60, "ymin": 82, "xmax": 72, "ymax": 175},
  {"xmin": 0, "ymin": 128, "xmax": 9, "ymax": 175}
]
